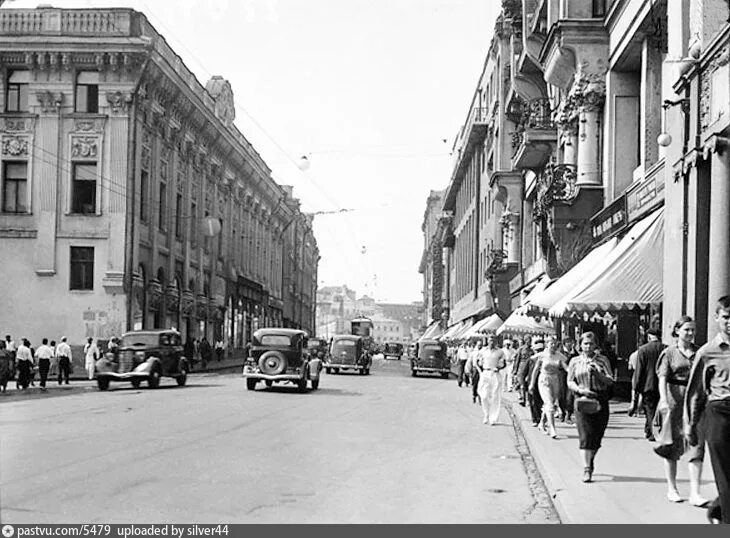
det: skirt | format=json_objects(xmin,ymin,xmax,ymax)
[{"xmin": 574, "ymin": 393, "xmax": 610, "ymax": 450}]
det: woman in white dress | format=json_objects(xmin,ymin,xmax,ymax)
[{"xmin": 530, "ymin": 335, "xmax": 569, "ymax": 438}]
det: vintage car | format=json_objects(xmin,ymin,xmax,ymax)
[
  {"xmin": 410, "ymin": 339, "xmax": 450, "ymax": 378},
  {"xmin": 305, "ymin": 336, "xmax": 329, "ymax": 359},
  {"xmin": 383, "ymin": 342, "xmax": 404, "ymax": 360},
  {"xmin": 326, "ymin": 334, "xmax": 371, "ymax": 375},
  {"xmin": 95, "ymin": 329, "xmax": 189, "ymax": 390},
  {"xmin": 243, "ymin": 328, "xmax": 316, "ymax": 392}
]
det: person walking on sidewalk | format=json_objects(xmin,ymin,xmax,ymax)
[
  {"xmin": 199, "ymin": 337, "xmax": 212, "ymax": 369},
  {"xmin": 476, "ymin": 334, "xmax": 507, "ymax": 425},
  {"xmin": 466, "ymin": 340, "xmax": 482, "ymax": 404},
  {"xmin": 531, "ymin": 335, "xmax": 569, "ymax": 439},
  {"xmin": 456, "ymin": 343, "xmax": 469, "ymax": 388},
  {"xmin": 15, "ymin": 338, "xmax": 34, "ymax": 390},
  {"xmin": 513, "ymin": 335, "xmax": 533, "ymax": 406},
  {"xmin": 501, "ymin": 339, "xmax": 516, "ymax": 392},
  {"xmin": 0, "ymin": 340, "xmax": 11, "ymax": 392},
  {"xmin": 653, "ymin": 316, "xmax": 709, "ymax": 506},
  {"xmin": 526, "ymin": 339, "xmax": 545, "ymax": 427},
  {"xmin": 56, "ymin": 336, "xmax": 72, "ymax": 385},
  {"xmin": 633, "ymin": 329, "xmax": 666, "ymax": 441},
  {"xmin": 34, "ymin": 338, "xmax": 54, "ymax": 390},
  {"xmin": 83, "ymin": 337, "xmax": 99, "ymax": 380},
  {"xmin": 567, "ymin": 331, "xmax": 614, "ymax": 483},
  {"xmin": 685, "ymin": 296, "xmax": 730, "ymax": 524}
]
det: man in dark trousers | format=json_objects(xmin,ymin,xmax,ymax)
[
  {"xmin": 632, "ymin": 328, "xmax": 665, "ymax": 441},
  {"xmin": 512, "ymin": 335, "xmax": 533, "ymax": 406}
]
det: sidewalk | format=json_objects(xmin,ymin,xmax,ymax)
[
  {"xmin": 0, "ymin": 357, "xmax": 245, "ymax": 399},
  {"xmin": 504, "ymin": 392, "xmax": 718, "ymax": 524}
]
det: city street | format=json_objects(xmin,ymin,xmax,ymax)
[{"xmin": 0, "ymin": 356, "xmax": 558, "ymax": 524}]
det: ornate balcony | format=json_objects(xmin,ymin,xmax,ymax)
[{"xmin": 511, "ymin": 98, "xmax": 557, "ymax": 169}]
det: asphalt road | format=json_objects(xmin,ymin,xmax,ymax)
[{"xmin": 0, "ymin": 356, "xmax": 558, "ymax": 524}]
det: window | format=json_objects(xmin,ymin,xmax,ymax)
[
  {"xmin": 159, "ymin": 181, "xmax": 167, "ymax": 230},
  {"xmin": 175, "ymin": 193, "xmax": 183, "ymax": 239},
  {"xmin": 140, "ymin": 170, "xmax": 149, "ymax": 223},
  {"xmin": 592, "ymin": 0, "xmax": 606, "ymax": 17},
  {"xmin": 190, "ymin": 201, "xmax": 197, "ymax": 247},
  {"xmin": 71, "ymin": 163, "xmax": 97, "ymax": 214},
  {"xmin": 6, "ymin": 70, "xmax": 29, "ymax": 112},
  {"xmin": 75, "ymin": 72, "xmax": 99, "ymax": 113},
  {"xmin": 2, "ymin": 162, "xmax": 27, "ymax": 213},
  {"xmin": 70, "ymin": 246, "xmax": 94, "ymax": 290}
]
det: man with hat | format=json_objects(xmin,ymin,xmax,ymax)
[{"xmin": 633, "ymin": 328, "xmax": 666, "ymax": 441}]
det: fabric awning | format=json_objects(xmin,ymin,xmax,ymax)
[
  {"xmin": 523, "ymin": 237, "xmax": 619, "ymax": 317},
  {"xmin": 461, "ymin": 313, "xmax": 504, "ymax": 339},
  {"xmin": 450, "ymin": 318, "xmax": 474, "ymax": 340},
  {"xmin": 549, "ymin": 208, "xmax": 664, "ymax": 316},
  {"xmin": 515, "ymin": 275, "xmax": 553, "ymax": 315},
  {"xmin": 438, "ymin": 321, "xmax": 465, "ymax": 341},
  {"xmin": 496, "ymin": 311, "xmax": 556, "ymax": 336},
  {"xmin": 419, "ymin": 320, "xmax": 442, "ymax": 341}
]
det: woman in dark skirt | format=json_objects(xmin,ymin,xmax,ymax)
[{"xmin": 567, "ymin": 331, "xmax": 615, "ymax": 483}]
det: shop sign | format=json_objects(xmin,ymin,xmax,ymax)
[
  {"xmin": 626, "ymin": 163, "xmax": 665, "ymax": 222},
  {"xmin": 591, "ymin": 195, "xmax": 627, "ymax": 243}
]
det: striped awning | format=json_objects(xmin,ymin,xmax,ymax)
[
  {"xmin": 549, "ymin": 208, "xmax": 663, "ymax": 316},
  {"xmin": 496, "ymin": 311, "xmax": 556, "ymax": 337},
  {"xmin": 438, "ymin": 321, "xmax": 465, "ymax": 341},
  {"xmin": 523, "ymin": 237, "xmax": 619, "ymax": 317},
  {"xmin": 419, "ymin": 320, "xmax": 442, "ymax": 341}
]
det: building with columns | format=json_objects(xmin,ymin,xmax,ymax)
[
  {"xmin": 420, "ymin": 0, "xmax": 730, "ymax": 364},
  {"xmin": 0, "ymin": 7, "xmax": 318, "ymax": 351}
]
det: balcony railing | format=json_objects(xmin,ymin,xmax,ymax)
[
  {"xmin": 511, "ymin": 98, "xmax": 556, "ymax": 162},
  {"xmin": 0, "ymin": 9, "xmax": 132, "ymax": 35}
]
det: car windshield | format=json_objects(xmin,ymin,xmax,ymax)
[
  {"xmin": 307, "ymin": 339, "xmax": 324, "ymax": 348},
  {"xmin": 333, "ymin": 340, "xmax": 356, "ymax": 347},
  {"xmin": 260, "ymin": 335, "xmax": 291, "ymax": 346},
  {"xmin": 121, "ymin": 334, "xmax": 160, "ymax": 347}
]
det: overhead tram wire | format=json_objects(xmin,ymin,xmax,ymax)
[
  {"xmin": 135, "ymin": 0, "xmax": 377, "ymax": 281},
  {"xmin": 25, "ymin": 140, "xmax": 370, "ymax": 279},
  {"xmin": 18, "ymin": 6, "xmax": 377, "ymax": 292}
]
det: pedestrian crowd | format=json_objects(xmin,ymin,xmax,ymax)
[{"xmin": 445, "ymin": 294, "xmax": 730, "ymax": 524}]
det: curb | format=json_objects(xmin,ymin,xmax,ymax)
[
  {"xmin": 503, "ymin": 398, "xmax": 563, "ymax": 523},
  {"xmin": 504, "ymin": 397, "xmax": 571, "ymax": 523}
]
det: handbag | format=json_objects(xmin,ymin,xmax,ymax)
[
  {"xmin": 652, "ymin": 405, "xmax": 676, "ymax": 458},
  {"xmin": 575, "ymin": 396, "xmax": 601, "ymax": 414}
]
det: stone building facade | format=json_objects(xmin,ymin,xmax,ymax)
[
  {"xmin": 0, "ymin": 7, "xmax": 318, "ymax": 350},
  {"xmin": 421, "ymin": 0, "xmax": 729, "ymax": 355}
]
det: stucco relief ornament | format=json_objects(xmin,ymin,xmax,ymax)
[
  {"xmin": 71, "ymin": 137, "xmax": 98, "ymax": 159},
  {"xmin": 74, "ymin": 120, "xmax": 96, "ymax": 132},
  {"xmin": 2, "ymin": 136, "xmax": 29, "ymax": 156},
  {"xmin": 3, "ymin": 119, "xmax": 26, "ymax": 132},
  {"xmin": 36, "ymin": 91, "xmax": 63, "ymax": 113},
  {"xmin": 105, "ymin": 91, "xmax": 131, "ymax": 114}
]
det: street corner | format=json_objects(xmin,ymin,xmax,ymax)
[{"xmin": 0, "ymin": 382, "xmax": 96, "ymax": 402}]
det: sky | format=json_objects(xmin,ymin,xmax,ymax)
[{"xmin": 8, "ymin": 0, "xmax": 501, "ymax": 303}]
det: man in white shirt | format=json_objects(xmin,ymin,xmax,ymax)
[
  {"xmin": 56, "ymin": 336, "xmax": 72, "ymax": 385},
  {"xmin": 15, "ymin": 338, "xmax": 33, "ymax": 390},
  {"xmin": 456, "ymin": 343, "xmax": 469, "ymax": 387},
  {"xmin": 84, "ymin": 337, "xmax": 100, "ymax": 380},
  {"xmin": 501, "ymin": 339, "xmax": 516, "ymax": 392},
  {"xmin": 34, "ymin": 338, "xmax": 54, "ymax": 390}
]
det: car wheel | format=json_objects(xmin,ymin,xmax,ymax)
[
  {"xmin": 148, "ymin": 368, "xmax": 161, "ymax": 389},
  {"xmin": 258, "ymin": 350, "xmax": 287, "ymax": 376},
  {"xmin": 325, "ymin": 367, "xmax": 331, "ymax": 374},
  {"xmin": 311, "ymin": 379, "xmax": 319, "ymax": 390},
  {"xmin": 265, "ymin": 380, "xmax": 273, "ymax": 387},
  {"xmin": 131, "ymin": 379, "xmax": 141, "ymax": 389},
  {"xmin": 297, "ymin": 377, "xmax": 307, "ymax": 393},
  {"xmin": 97, "ymin": 377, "xmax": 110, "ymax": 391},
  {"xmin": 246, "ymin": 378, "xmax": 257, "ymax": 391},
  {"xmin": 176, "ymin": 367, "xmax": 188, "ymax": 386}
]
